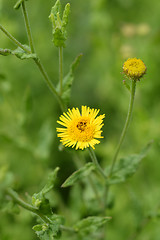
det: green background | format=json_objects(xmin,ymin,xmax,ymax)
[{"xmin": 0, "ymin": 0, "xmax": 160, "ymax": 239}]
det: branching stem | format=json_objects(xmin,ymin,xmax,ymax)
[
  {"xmin": 0, "ymin": 24, "xmax": 30, "ymax": 53},
  {"xmin": 6, "ymin": 188, "xmax": 76, "ymax": 233}
]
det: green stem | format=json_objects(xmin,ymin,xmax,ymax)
[
  {"xmin": 20, "ymin": 2, "xmax": 65, "ymax": 112},
  {"xmin": 6, "ymin": 188, "xmax": 76, "ymax": 233},
  {"xmin": 0, "ymin": 24, "xmax": 65, "ymax": 111},
  {"xmin": 0, "ymin": 24, "xmax": 31, "ymax": 53},
  {"xmin": 6, "ymin": 188, "xmax": 51, "ymax": 223},
  {"xmin": 108, "ymin": 79, "xmax": 137, "ymax": 177},
  {"xmin": 34, "ymin": 58, "xmax": 65, "ymax": 112},
  {"xmin": 88, "ymin": 147, "xmax": 107, "ymax": 180},
  {"xmin": 21, "ymin": 1, "xmax": 35, "ymax": 53},
  {"xmin": 59, "ymin": 46, "xmax": 63, "ymax": 96}
]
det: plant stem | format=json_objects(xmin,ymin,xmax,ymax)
[
  {"xmin": 59, "ymin": 46, "xmax": 63, "ymax": 96},
  {"xmin": 34, "ymin": 58, "xmax": 65, "ymax": 111},
  {"xmin": 0, "ymin": 24, "xmax": 65, "ymax": 111},
  {"xmin": 0, "ymin": 24, "xmax": 31, "ymax": 53},
  {"xmin": 108, "ymin": 79, "xmax": 136, "ymax": 177},
  {"xmin": 6, "ymin": 188, "xmax": 76, "ymax": 233},
  {"xmin": 20, "ymin": 2, "xmax": 65, "ymax": 112},
  {"xmin": 21, "ymin": 1, "xmax": 35, "ymax": 53},
  {"xmin": 6, "ymin": 188, "xmax": 51, "ymax": 223},
  {"xmin": 88, "ymin": 147, "xmax": 107, "ymax": 180}
]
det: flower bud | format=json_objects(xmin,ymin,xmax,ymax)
[{"xmin": 123, "ymin": 58, "xmax": 146, "ymax": 80}]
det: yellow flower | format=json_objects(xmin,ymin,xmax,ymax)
[
  {"xmin": 56, "ymin": 106, "xmax": 105, "ymax": 150},
  {"xmin": 123, "ymin": 58, "xmax": 146, "ymax": 80}
]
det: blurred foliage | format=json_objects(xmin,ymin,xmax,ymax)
[{"xmin": 0, "ymin": 0, "xmax": 160, "ymax": 239}]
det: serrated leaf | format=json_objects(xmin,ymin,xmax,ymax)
[
  {"xmin": 49, "ymin": 0, "xmax": 61, "ymax": 22},
  {"xmin": 33, "ymin": 217, "xmax": 62, "ymax": 240},
  {"xmin": 42, "ymin": 167, "xmax": 60, "ymax": 194},
  {"xmin": 0, "ymin": 46, "xmax": 37, "ymax": 60},
  {"xmin": 14, "ymin": 0, "xmax": 28, "ymax": 10},
  {"xmin": 62, "ymin": 3, "xmax": 70, "ymax": 30},
  {"xmin": 32, "ymin": 192, "xmax": 52, "ymax": 215},
  {"xmin": 49, "ymin": 1, "xmax": 70, "ymax": 47},
  {"xmin": 62, "ymin": 163, "xmax": 96, "ymax": 188},
  {"xmin": 32, "ymin": 168, "xmax": 59, "ymax": 215},
  {"xmin": 106, "ymin": 141, "xmax": 153, "ymax": 185},
  {"xmin": 12, "ymin": 46, "xmax": 37, "ymax": 60},
  {"xmin": 58, "ymin": 54, "xmax": 82, "ymax": 104},
  {"xmin": 73, "ymin": 216, "xmax": 111, "ymax": 234}
]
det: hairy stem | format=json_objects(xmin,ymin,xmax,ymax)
[
  {"xmin": 59, "ymin": 46, "xmax": 63, "ymax": 96},
  {"xmin": 21, "ymin": 2, "xmax": 65, "ymax": 111},
  {"xmin": 108, "ymin": 79, "xmax": 136, "ymax": 177},
  {"xmin": 34, "ymin": 58, "xmax": 65, "ymax": 111},
  {"xmin": 6, "ymin": 188, "xmax": 76, "ymax": 233},
  {"xmin": 0, "ymin": 24, "xmax": 30, "ymax": 53},
  {"xmin": 6, "ymin": 188, "xmax": 51, "ymax": 223},
  {"xmin": 21, "ymin": 1, "xmax": 35, "ymax": 53},
  {"xmin": 88, "ymin": 147, "xmax": 107, "ymax": 180}
]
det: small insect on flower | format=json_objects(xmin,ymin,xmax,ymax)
[
  {"xmin": 56, "ymin": 106, "xmax": 105, "ymax": 150},
  {"xmin": 123, "ymin": 58, "xmax": 146, "ymax": 80}
]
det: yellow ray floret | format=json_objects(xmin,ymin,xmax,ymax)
[
  {"xmin": 56, "ymin": 106, "xmax": 105, "ymax": 150},
  {"xmin": 123, "ymin": 58, "xmax": 146, "ymax": 80}
]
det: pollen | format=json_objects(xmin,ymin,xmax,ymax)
[
  {"xmin": 123, "ymin": 58, "xmax": 146, "ymax": 80},
  {"xmin": 56, "ymin": 106, "xmax": 105, "ymax": 150}
]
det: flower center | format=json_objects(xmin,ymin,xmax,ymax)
[{"xmin": 76, "ymin": 120, "xmax": 87, "ymax": 132}]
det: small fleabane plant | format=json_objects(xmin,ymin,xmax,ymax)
[{"xmin": 0, "ymin": 0, "xmax": 154, "ymax": 239}]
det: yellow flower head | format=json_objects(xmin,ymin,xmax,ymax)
[
  {"xmin": 123, "ymin": 58, "xmax": 146, "ymax": 80},
  {"xmin": 56, "ymin": 106, "xmax": 105, "ymax": 150}
]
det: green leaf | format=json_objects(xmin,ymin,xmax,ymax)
[
  {"xmin": 33, "ymin": 215, "xmax": 63, "ymax": 240},
  {"xmin": 49, "ymin": 0, "xmax": 61, "ymax": 24},
  {"xmin": 106, "ymin": 141, "xmax": 153, "ymax": 185},
  {"xmin": 12, "ymin": 46, "xmax": 37, "ymax": 60},
  {"xmin": 0, "ymin": 46, "xmax": 37, "ymax": 60},
  {"xmin": 14, "ymin": 0, "xmax": 28, "ymax": 10},
  {"xmin": 62, "ymin": 163, "xmax": 96, "ymax": 188},
  {"xmin": 62, "ymin": 3, "xmax": 70, "ymax": 31},
  {"xmin": 49, "ymin": 1, "xmax": 70, "ymax": 47},
  {"xmin": 73, "ymin": 216, "xmax": 111, "ymax": 234},
  {"xmin": 52, "ymin": 28, "xmax": 66, "ymax": 47},
  {"xmin": 58, "ymin": 54, "xmax": 82, "ymax": 104},
  {"xmin": 33, "ymin": 223, "xmax": 61, "ymax": 240},
  {"xmin": 32, "ymin": 168, "xmax": 59, "ymax": 215},
  {"xmin": 32, "ymin": 192, "xmax": 52, "ymax": 215},
  {"xmin": 42, "ymin": 167, "xmax": 60, "ymax": 194}
]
